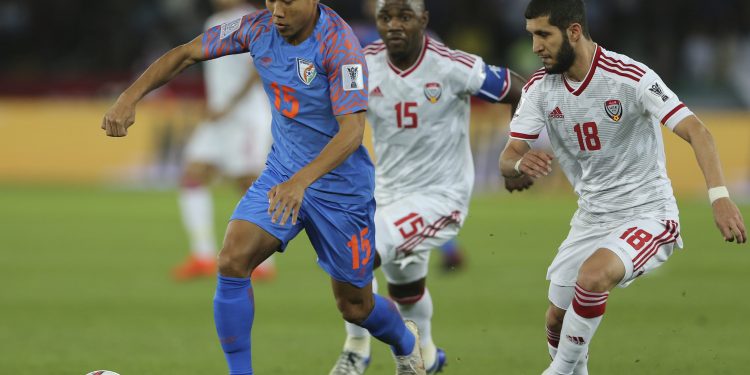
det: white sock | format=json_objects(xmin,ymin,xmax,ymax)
[
  {"xmin": 549, "ymin": 323, "xmax": 589, "ymax": 375},
  {"xmin": 573, "ymin": 354, "xmax": 589, "ymax": 375},
  {"xmin": 397, "ymin": 288, "xmax": 435, "ymax": 368},
  {"xmin": 546, "ymin": 326, "xmax": 560, "ymax": 360},
  {"xmin": 548, "ymin": 342, "xmax": 558, "ymax": 360},
  {"xmin": 551, "ymin": 285, "xmax": 607, "ymax": 375},
  {"xmin": 343, "ymin": 278, "xmax": 378, "ymax": 356},
  {"xmin": 178, "ymin": 187, "xmax": 215, "ymax": 259},
  {"xmin": 341, "ymin": 335, "xmax": 370, "ymax": 358}
]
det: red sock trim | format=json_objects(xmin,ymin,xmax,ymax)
[
  {"xmin": 546, "ymin": 327, "xmax": 560, "ymax": 348},
  {"xmin": 390, "ymin": 291, "xmax": 424, "ymax": 305},
  {"xmin": 572, "ymin": 283, "xmax": 608, "ymax": 318}
]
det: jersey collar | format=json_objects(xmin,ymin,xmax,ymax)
[{"xmin": 563, "ymin": 44, "xmax": 602, "ymax": 96}]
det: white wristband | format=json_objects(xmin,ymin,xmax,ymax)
[
  {"xmin": 708, "ymin": 186, "xmax": 730, "ymax": 204},
  {"xmin": 514, "ymin": 158, "xmax": 523, "ymax": 174}
]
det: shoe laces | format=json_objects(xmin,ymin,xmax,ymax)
[
  {"xmin": 395, "ymin": 353, "xmax": 419, "ymax": 374},
  {"xmin": 331, "ymin": 351, "xmax": 362, "ymax": 375}
]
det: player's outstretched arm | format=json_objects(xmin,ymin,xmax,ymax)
[
  {"xmin": 499, "ymin": 139, "xmax": 553, "ymax": 180},
  {"xmin": 267, "ymin": 112, "xmax": 367, "ymax": 226},
  {"xmin": 101, "ymin": 35, "xmax": 206, "ymax": 137},
  {"xmin": 673, "ymin": 116, "xmax": 746, "ymax": 243}
]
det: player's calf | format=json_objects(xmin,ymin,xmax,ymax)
[
  {"xmin": 333, "ymin": 281, "xmax": 375, "ymax": 324},
  {"xmin": 546, "ymin": 287, "xmax": 590, "ymax": 375},
  {"xmin": 547, "ymin": 249, "xmax": 622, "ymax": 373},
  {"xmin": 546, "ymin": 304, "xmax": 565, "ymax": 334},
  {"xmin": 388, "ymin": 280, "xmax": 443, "ymax": 371},
  {"xmin": 545, "ymin": 304, "xmax": 565, "ymax": 359}
]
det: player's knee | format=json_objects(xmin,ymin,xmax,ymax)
[
  {"xmin": 336, "ymin": 295, "xmax": 373, "ymax": 324},
  {"xmin": 578, "ymin": 250, "xmax": 624, "ymax": 292},
  {"xmin": 388, "ymin": 279, "xmax": 425, "ymax": 305},
  {"xmin": 576, "ymin": 267, "xmax": 614, "ymax": 293},
  {"xmin": 216, "ymin": 250, "xmax": 247, "ymax": 277},
  {"xmin": 217, "ymin": 239, "xmax": 253, "ymax": 277}
]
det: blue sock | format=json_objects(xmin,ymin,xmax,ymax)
[
  {"xmin": 359, "ymin": 294, "xmax": 416, "ymax": 356},
  {"xmin": 440, "ymin": 238, "xmax": 459, "ymax": 256},
  {"xmin": 214, "ymin": 275, "xmax": 254, "ymax": 375}
]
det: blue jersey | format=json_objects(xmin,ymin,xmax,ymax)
[{"xmin": 203, "ymin": 4, "xmax": 374, "ymax": 203}]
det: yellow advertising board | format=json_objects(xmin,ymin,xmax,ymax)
[{"xmin": 0, "ymin": 99, "xmax": 747, "ymax": 198}]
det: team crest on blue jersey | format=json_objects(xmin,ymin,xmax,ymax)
[
  {"xmin": 296, "ymin": 58, "xmax": 317, "ymax": 85},
  {"xmin": 424, "ymin": 82, "xmax": 442, "ymax": 103},
  {"xmin": 604, "ymin": 99, "xmax": 622, "ymax": 122}
]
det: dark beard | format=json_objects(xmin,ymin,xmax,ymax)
[{"xmin": 545, "ymin": 35, "xmax": 575, "ymax": 74}]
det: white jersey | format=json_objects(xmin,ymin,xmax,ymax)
[
  {"xmin": 510, "ymin": 46, "xmax": 693, "ymax": 225},
  {"xmin": 364, "ymin": 36, "xmax": 509, "ymax": 207},
  {"xmin": 203, "ymin": 5, "xmax": 267, "ymax": 119}
]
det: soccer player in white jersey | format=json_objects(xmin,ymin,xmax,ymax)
[
  {"xmin": 329, "ymin": 0, "xmax": 528, "ymax": 374},
  {"xmin": 499, "ymin": 1, "xmax": 747, "ymax": 374},
  {"xmin": 172, "ymin": 0, "xmax": 275, "ymax": 281}
]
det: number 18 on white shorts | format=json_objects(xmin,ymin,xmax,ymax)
[{"xmin": 548, "ymin": 217, "xmax": 683, "ymax": 291}]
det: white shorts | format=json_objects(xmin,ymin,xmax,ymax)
[
  {"xmin": 376, "ymin": 194, "xmax": 466, "ymax": 285},
  {"xmin": 547, "ymin": 217, "xmax": 683, "ymax": 308},
  {"xmin": 183, "ymin": 111, "xmax": 271, "ymax": 177}
]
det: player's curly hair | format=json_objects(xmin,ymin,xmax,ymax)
[{"xmin": 525, "ymin": 0, "xmax": 590, "ymax": 39}]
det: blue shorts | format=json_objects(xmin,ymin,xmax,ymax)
[{"xmin": 230, "ymin": 168, "xmax": 375, "ymax": 288}]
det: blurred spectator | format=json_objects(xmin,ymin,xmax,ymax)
[{"xmin": 2, "ymin": 0, "xmax": 750, "ymax": 108}]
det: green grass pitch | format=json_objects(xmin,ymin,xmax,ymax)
[{"xmin": 0, "ymin": 185, "xmax": 747, "ymax": 374}]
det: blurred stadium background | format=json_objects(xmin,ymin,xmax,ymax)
[{"xmin": 1, "ymin": 0, "xmax": 748, "ymax": 374}]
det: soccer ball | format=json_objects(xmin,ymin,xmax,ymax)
[{"xmin": 85, "ymin": 371, "xmax": 120, "ymax": 375}]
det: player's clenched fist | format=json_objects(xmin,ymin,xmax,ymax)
[
  {"xmin": 504, "ymin": 174, "xmax": 534, "ymax": 193},
  {"xmin": 518, "ymin": 150, "xmax": 554, "ymax": 178},
  {"xmin": 101, "ymin": 100, "xmax": 136, "ymax": 137}
]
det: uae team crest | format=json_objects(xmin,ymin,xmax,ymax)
[
  {"xmin": 604, "ymin": 99, "xmax": 623, "ymax": 122},
  {"xmin": 424, "ymin": 82, "xmax": 442, "ymax": 103},
  {"xmin": 297, "ymin": 58, "xmax": 317, "ymax": 85}
]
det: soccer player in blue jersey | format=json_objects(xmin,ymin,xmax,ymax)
[{"xmin": 101, "ymin": 1, "xmax": 426, "ymax": 374}]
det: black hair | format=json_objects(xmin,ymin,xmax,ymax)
[{"xmin": 525, "ymin": 0, "xmax": 590, "ymax": 38}]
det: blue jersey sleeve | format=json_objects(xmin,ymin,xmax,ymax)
[
  {"xmin": 322, "ymin": 22, "xmax": 368, "ymax": 116},
  {"xmin": 475, "ymin": 64, "xmax": 511, "ymax": 103},
  {"xmin": 202, "ymin": 10, "xmax": 268, "ymax": 59}
]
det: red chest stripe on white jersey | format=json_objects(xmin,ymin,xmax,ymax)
[
  {"xmin": 596, "ymin": 61, "xmax": 642, "ymax": 82},
  {"xmin": 364, "ymin": 42, "xmax": 386, "ymax": 56},
  {"xmin": 425, "ymin": 46, "xmax": 473, "ymax": 69},
  {"xmin": 599, "ymin": 53, "xmax": 645, "ymax": 74},
  {"xmin": 425, "ymin": 40, "xmax": 476, "ymax": 69},
  {"xmin": 523, "ymin": 68, "xmax": 547, "ymax": 92},
  {"xmin": 364, "ymin": 46, "xmax": 386, "ymax": 55}
]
